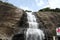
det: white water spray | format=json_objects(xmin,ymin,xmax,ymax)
[{"xmin": 26, "ymin": 12, "xmax": 45, "ymax": 40}]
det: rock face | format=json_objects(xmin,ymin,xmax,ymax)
[
  {"xmin": 37, "ymin": 12, "xmax": 60, "ymax": 36},
  {"xmin": 18, "ymin": 12, "xmax": 28, "ymax": 28},
  {"xmin": 0, "ymin": 1, "xmax": 24, "ymax": 40}
]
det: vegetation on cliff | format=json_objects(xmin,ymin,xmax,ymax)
[{"xmin": 39, "ymin": 7, "xmax": 60, "ymax": 12}]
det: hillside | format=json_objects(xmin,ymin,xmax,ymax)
[
  {"xmin": 0, "ymin": 1, "xmax": 24, "ymax": 39},
  {"xmin": 37, "ymin": 8, "xmax": 60, "ymax": 37}
]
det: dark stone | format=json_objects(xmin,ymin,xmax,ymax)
[
  {"xmin": 18, "ymin": 12, "xmax": 28, "ymax": 28},
  {"xmin": 58, "ymin": 37, "xmax": 60, "ymax": 40},
  {"xmin": 0, "ymin": 39, "xmax": 2, "ymax": 40},
  {"xmin": 12, "ymin": 34, "xmax": 25, "ymax": 40}
]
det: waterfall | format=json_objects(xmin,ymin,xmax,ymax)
[{"xmin": 26, "ymin": 12, "xmax": 45, "ymax": 40}]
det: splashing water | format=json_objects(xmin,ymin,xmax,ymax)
[{"xmin": 26, "ymin": 12, "xmax": 45, "ymax": 40}]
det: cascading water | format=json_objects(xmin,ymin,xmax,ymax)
[{"xmin": 26, "ymin": 12, "xmax": 45, "ymax": 40}]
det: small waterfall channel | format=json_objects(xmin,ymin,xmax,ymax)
[{"xmin": 25, "ymin": 12, "xmax": 45, "ymax": 40}]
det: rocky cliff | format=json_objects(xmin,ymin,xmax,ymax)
[
  {"xmin": 0, "ymin": 1, "xmax": 24, "ymax": 39},
  {"xmin": 37, "ymin": 11, "xmax": 60, "ymax": 36}
]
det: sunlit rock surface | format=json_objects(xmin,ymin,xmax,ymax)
[
  {"xmin": 0, "ymin": 1, "xmax": 24, "ymax": 40},
  {"xmin": 37, "ymin": 12, "xmax": 60, "ymax": 36}
]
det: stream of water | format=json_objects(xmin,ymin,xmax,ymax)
[{"xmin": 26, "ymin": 12, "xmax": 45, "ymax": 40}]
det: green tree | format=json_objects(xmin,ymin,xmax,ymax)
[
  {"xmin": 0, "ymin": 0, "xmax": 8, "ymax": 2},
  {"xmin": 39, "ymin": 7, "xmax": 60, "ymax": 12}
]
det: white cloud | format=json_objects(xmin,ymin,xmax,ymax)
[
  {"xmin": 35, "ymin": 0, "xmax": 45, "ymax": 6},
  {"xmin": 19, "ymin": 6, "xmax": 34, "ymax": 11},
  {"xmin": 48, "ymin": 0, "xmax": 60, "ymax": 9},
  {"xmin": 35, "ymin": 0, "xmax": 49, "ymax": 9},
  {"xmin": 35, "ymin": 0, "xmax": 60, "ymax": 9}
]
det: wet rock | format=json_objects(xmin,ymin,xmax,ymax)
[
  {"xmin": 32, "ymin": 12, "xmax": 45, "ymax": 29},
  {"xmin": 12, "ymin": 34, "xmax": 25, "ymax": 40},
  {"xmin": 18, "ymin": 12, "xmax": 28, "ymax": 28}
]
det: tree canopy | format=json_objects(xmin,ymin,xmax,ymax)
[{"xmin": 39, "ymin": 7, "xmax": 60, "ymax": 12}]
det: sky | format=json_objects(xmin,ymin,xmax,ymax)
[{"xmin": 4, "ymin": 0, "xmax": 60, "ymax": 12}]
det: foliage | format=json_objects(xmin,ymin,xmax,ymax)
[
  {"xmin": 39, "ymin": 7, "xmax": 60, "ymax": 12},
  {"xmin": 0, "ymin": 1, "xmax": 14, "ymax": 7},
  {"xmin": 25, "ymin": 10, "xmax": 32, "ymax": 12}
]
